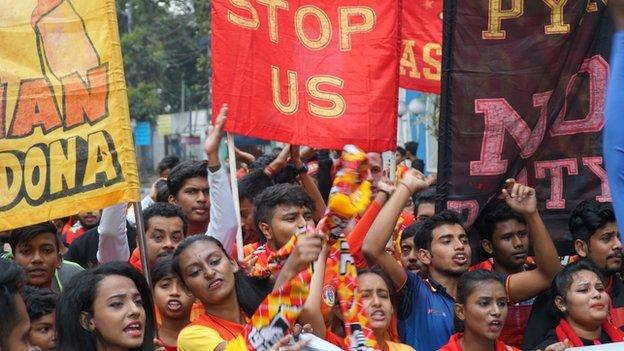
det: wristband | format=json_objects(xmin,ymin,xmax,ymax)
[
  {"xmin": 398, "ymin": 182, "xmax": 413, "ymax": 193},
  {"xmin": 296, "ymin": 164, "xmax": 309, "ymax": 174},
  {"xmin": 377, "ymin": 188, "xmax": 391, "ymax": 198}
]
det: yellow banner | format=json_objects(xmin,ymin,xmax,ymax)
[{"xmin": 0, "ymin": 0, "xmax": 139, "ymax": 231}]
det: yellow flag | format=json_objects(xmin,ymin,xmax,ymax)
[{"xmin": 0, "ymin": 0, "xmax": 139, "ymax": 231}]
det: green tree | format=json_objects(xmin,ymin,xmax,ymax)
[{"xmin": 116, "ymin": 0, "xmax": 211, "ymax": 122}]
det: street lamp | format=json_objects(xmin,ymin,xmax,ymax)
[{"xmin": 407, "ymin": 98, "xmax": 425, "ymax": 115}]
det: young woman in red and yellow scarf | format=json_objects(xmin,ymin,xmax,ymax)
[
  {"xmin": 300, "ymin": 242, "xmax": 414, "ymax": 351},
  {"xmin": 173, "ymin": 231, "xmax": 328, "ymax": 351}
]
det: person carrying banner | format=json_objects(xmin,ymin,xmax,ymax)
[
  {"xmin": 70, "ymin": 176, "xmax": 160, "ymax": 268},
  {"xmin": 439, "ymin": 270, "xmax": 520, "ymax": 351},
  {"xmin": 470, "ymin": 197, "xmax": 551, "ymax": 347},
  {"xmin": 290, "ymin": 146, "xmax": 327, "ymax": 222},
  {"xmin": 237, "ymin": 144, "xmax": 327, "ymax": 253},
  {"xmin": 126, "ymin": 203, "xmax": 188, "ymax": 272},
  {"xmin": 237, "ymin": 170, "xmax": 273, "ymax": 246},
  {"xmin": 127, "ymin": 177, "xmax": 172, "ymax": 227},
  {"xmin": 0, "ymin": 260, "xmax": 35, "ymax": 351},
  {"xmin": 100, "ymin": 202, "xmax": 204, "ymax": 330},
  {"xmin": 522, "ymin": 200, "xmax": 624, "ymax": 349},
  {"xmin": 94, "ymin": 104, "xmax": 238, "ymax": 268},
  {"xmin": 6, "ymin": 222, "xmax": 83, "ymax": 293},
  {"xmin": 363, "ymin": 172, "xmax": 561, "ymax": 351},
  {"xmin": 534, "ymin": 260, "xmax": 624, "ymax": 350},
  {"xmin": 167, "ymin": 104, "xmax": 238, "ymax": 246},
  {"xmin": 64, "ymin": 214, "xmax": 137, "ymax": 269}
]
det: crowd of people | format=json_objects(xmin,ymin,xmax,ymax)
[{"xmin": 1, "ymin": 4, "xmax": 624, "ymax": 351}]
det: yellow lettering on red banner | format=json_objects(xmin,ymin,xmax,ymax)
[
  {"xmin": 543, "ymin": 0, "xmax": 570, "ymax": 34},
  {"xmin": 49, "ymin": 138, "xmax": 77, "ymax": 195},
  {"xmin": 307, "ymin": 75, "xmax": 345, "ymax": 118},
  {"xmin": 400, "ymin": 40, "xmax": 421, "ymax": 78},
  {"xmin": 482, "ymin": 0, "xmax": 524, "ymax": 40},
  {"xmin": 339, "ymin": 7, "xmax": 375, "ymax": 51},
  {"xmin": 228, "ymin": 0, "xmax": 259, "ymax": 29},
  {"xmin": 271, "ymin": 65, "xmax": 299, "ymax": 115},
  {"xmin": 212, "ymin": 0, "xmax": 400, "ymax": 152},
  {"xmin": 295, "ymin": 6, "xmax": 332, "ymax": 50},
  {"xmin": 423, "ymin": 43, "xmax": 441, "ymax": 80},
  {"xmin": 399, "ymin": 0, "xmax": 442, "ymax": 93},
  {"xmin": 257, "ymin": 0, "xmax": 288, "ymax": 43}
]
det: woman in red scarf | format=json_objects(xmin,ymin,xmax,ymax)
[
  {"xmin": 535, "ymin": 260, "xmax": 624, "ymax": 350},
  {"xmin": 439, "ymin": 270, "xmax": 520, "ymax": 351}
]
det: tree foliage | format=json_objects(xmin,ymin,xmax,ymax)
[{"xmin": 116, "ymin": 0, "xmax": 211, "ymax": 122}]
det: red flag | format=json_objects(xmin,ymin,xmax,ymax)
[
  {"xmin": 399, "ymin": 0, "xmax": 442, "ymax": 94},
  {"xmin": 212, "ymin": 0, "xmax": 400, "ymax": 152}
]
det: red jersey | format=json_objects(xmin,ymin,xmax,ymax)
[{"xmin": 469, "ymin": 258, "xmax": 536, "ymax": 348}]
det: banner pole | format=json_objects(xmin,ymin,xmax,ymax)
[
  {"xmin": 382, "ymin": 151, "xmax": 397, "ymax": 182},
  {"xmin": 132, "ymin": 201, "xmax": 151, "ymax": 287},
  {"xmin": 389, "ymin": 152, "xmax": 397, "ymax": 182},
  {"xmin": 227, "ymin": 133, "xmax": 244, "ymax": 261}
]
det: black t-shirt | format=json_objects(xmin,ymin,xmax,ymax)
[
  {"xmin": 64, "ymin": 223, "xmax": 137, "ymax": 269},
  {"xmin": 534, "ymin": 329, "xmax": 613, "ymax": 350},
  {"xmin": 523, "ymin": 275, "xmax": 624, "ymax": 349}
]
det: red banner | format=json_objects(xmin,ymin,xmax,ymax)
[
  {"xmin": 212, "ymin": 0, "xmax": 400, "ymax": 152},
  {"xmin": 399, "ymin": 0, "xmax": 442, "ymax": 94}
]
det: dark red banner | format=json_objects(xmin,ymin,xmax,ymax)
[
  {"xmin": 212, "ymin": 0, "xmax": 400, "ymax": 152},
  {"xmin": 399, "ymin": 0, "xmax": 442, "ymax": 94},
  {"xmin": 439, "ymin": 1, "xmax": 614, "ymax": 247}
]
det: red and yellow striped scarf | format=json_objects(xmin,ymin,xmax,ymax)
[
  {"xmin": 244, "ymin": 235, "xmax": 298, "ymax": 278},
  {"xmin": 233, "ymin": 145, "xmax": 380, "ymax": 350},
  {"xmin": 319, "ymin": 145, "xmax": 379, "ymax": 351}
]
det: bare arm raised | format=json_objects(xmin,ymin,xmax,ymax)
[
  {"xmin": 362, "ymin": 170, "xmax": 435, "ymax": 289},
  {"xmin": 503, "ymin": 179, "xmax": 562, "ymax": 302}
]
